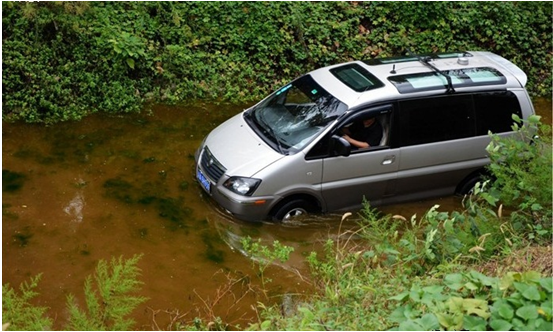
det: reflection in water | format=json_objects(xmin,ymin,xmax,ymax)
[
  {"xmin": 64, "ymin": 190, "xmax": 85, "ymax": 223},
  {"xmin": 2, "ymin": 98, "xmax": 551, "ymax": 329}
]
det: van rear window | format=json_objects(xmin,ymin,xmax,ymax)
[
  {"xmin": 330, "ymin": 64, "xmax": 384, "ymax": 92},
  {"xmin": 389, "ymin": 67, "xmax": 506, "ymax": 93}
]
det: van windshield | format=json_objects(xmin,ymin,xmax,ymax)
[{"xmin": 245, "ymin": 75, "xmax": 347, "ymax": 154}]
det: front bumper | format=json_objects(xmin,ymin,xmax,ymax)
[{"xmin": 195, "ymin": 147, "xmax": 275, "ymax": 222}]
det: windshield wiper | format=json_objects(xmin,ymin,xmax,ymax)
[
  {"xmin": 261, "ymin": 118, "xmax": 286, "ymax": 155},
  {"xmin": 244, "ymin": 109, "xmax": 286, "ymax": 154}
]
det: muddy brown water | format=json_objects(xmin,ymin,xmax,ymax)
[{"xmin": 3, "ymin": 99, "xmax": 551, "ymax": 330}]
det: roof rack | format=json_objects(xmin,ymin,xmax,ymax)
[
  {"xmin": 407, "ymin": 49, "xmax": 456, "ymax": 94},
  {"xmin": 364, "ymin": 51, "xmax": 472, "ymax": 66}
]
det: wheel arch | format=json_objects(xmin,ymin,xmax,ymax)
[
  {"xmin": 269, "ymin": 193, "xmax": 322, "ymax": 218},
  {"xmin": 455, "ymin": 168, "xmax": 491, "ymax": 195}
]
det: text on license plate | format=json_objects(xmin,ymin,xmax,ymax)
[{"xmin": 197, "ymin": 169, "xmax": 211, "ymax": 193}]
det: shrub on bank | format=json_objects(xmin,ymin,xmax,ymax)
[{"xmin": 2, "ymin": 2, "xmax": 552, "ymax": 123}]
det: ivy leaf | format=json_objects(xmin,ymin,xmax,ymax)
[
  {"xmin": 126, "ymin": 58, "xmax": 135, "ymax": 69},
  {"xmin": 113, "ymin": 45, "xmax": 122, "ymax": 54}
]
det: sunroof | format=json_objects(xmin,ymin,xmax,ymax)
[
  {"xmin": 330, "ymin": 64, "xmax": 384, "ymax": 92},
  {"xmin": 389, "ymin": 67, "xmax": 506, "ymax": 93}
]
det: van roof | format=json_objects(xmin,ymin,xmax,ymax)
[{"xmin": 309, "ymin": 51, "xmax": 528, "ymax": 109}]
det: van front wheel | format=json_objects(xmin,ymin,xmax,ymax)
[{"xmin": 271, "ymin": 199, "xmax": 315, "ymax": 222}]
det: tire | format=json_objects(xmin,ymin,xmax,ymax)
[
  {"xmin": 456, "ymin": 175, "xmax": 482, "ymax": 195},
  {"xmin": 271, "ymin": 199, "xmax": 315, "ymax": 222}
]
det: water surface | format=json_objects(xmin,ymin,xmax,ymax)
[{"xmin": 3, "ymin": 99, "xmax": 550, "ymax": 329}]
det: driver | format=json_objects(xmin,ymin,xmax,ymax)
[{"xmin": 341, "ymin": 117, "xmax": 383, "ymax": 148}]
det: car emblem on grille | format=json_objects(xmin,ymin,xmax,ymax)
[{"xmin": 208, "ymin": 158, "xmax": 214, "ymax": 166}]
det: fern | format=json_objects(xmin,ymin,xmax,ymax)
[
  {"xmin": 64, "ymin": 254, "xmax": 148, "ymax": 331},
  {"xmin": 2, "ymin": 274, "xmax": 53, "ymax": 331}
]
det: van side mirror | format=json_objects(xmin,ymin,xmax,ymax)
[{"xmin": 330, "ymin": 135, "xmax": 351, "ymax": 157}]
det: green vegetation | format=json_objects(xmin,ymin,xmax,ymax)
[
  {"xmin": 2, "ymin": 4, "xmax": 551, "ymax": 327},
  {"xmin": 241, "ymin": 236, "xmax": 295, "ymax": 287},
  {"xmin": 390, "ymin": 271, "xmax": 552, "ymax": 331},
  {"xmin": 485, "ymin": 115, "xmax": 552, "ymax": 228},
  {"xmin": 246, "ymin": 116, "xmax": 552, "ymax": 331},
  {"xmin": 2, "ymin": 274, "xmax": 53, "ymax": 331},
  {"xmin": 65, "ymin": 255, "xmax": 147, "ymax": 330},
  {"xmin": 3, "ymin": 255, "xmax": 146, "ymax": 331},
  {"xmin": 3, "ymin": 2, "xmax": 552, "ymax": 124},
  {"xmin": 3, "ymin": 117, "xmax": 552, "ymax": 332}
]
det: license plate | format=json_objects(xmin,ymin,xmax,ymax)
[{"xmin": 197, "ymin": 169, "xmax": 211, "ymax": 193}]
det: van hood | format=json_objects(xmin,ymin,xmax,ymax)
[{"xmin": 204, "ymin": 113, "xmax": 284, "ymax": 177}]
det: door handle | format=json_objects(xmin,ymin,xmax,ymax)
[{"xmin": 382, "ymin": 155, "xmax": 396, "ymax": 165}]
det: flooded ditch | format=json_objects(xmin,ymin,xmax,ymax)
[{"xmin": 2, "ymin": 98, "xmax": 551, "ymax": 329}]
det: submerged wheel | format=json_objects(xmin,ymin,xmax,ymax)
[
  {"xmin": 271, "ymin": 199, "xmax": 315, "ymax": 222},
  {"xmin": 456, "ymin": 174, "xmax": 483, "ymax": 195}
]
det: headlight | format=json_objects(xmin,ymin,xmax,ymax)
[{"xmin": 223, "ymin": 177, "xmax": 261, "ymax": 196}]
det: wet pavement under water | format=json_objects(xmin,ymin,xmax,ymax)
[{"xmin": 2, "ymin": 99, "xmax": 551, "ymax": 330}]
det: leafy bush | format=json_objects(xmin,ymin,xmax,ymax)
[
  {"xmin": 389, "ymin": 270, "xmax": 553, "ymax": 331},
  {"xmin": 484, "ymin": 115, "xmax": 552, "ymax": 231},
  {"xmin": 241, "ymin": 236, "xmax": 294, "ymax": 287},
  {"xmin": 2, "ymin": 2, "xmax": 552, "ymax": 123}
]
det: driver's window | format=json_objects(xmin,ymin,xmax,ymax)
[{"xmin": 339, "ymin": 111, "xmax": 391, "ymax": 151}]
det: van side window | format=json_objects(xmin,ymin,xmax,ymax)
[
  {"xmin": 399, "ymin": 95, "xmax": 474, "ymax": 146},
  {"xmin": 305, "ymin": 109, "xmax": 392, "ymax": 159},
  {"xmin": 474, "ymin": 91, "xmax": 522, "ymax": 135}
]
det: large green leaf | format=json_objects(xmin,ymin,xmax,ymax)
[
  {"xmin": 516, "ymin": 304, "xmax": 539, "ymax": 321},
  {"xmin": 418, "ymin": 313, "xmax": 440, "ymax": 331},
  {"xmin": 495, "ymin": 302, "xmax": 515, "ymax": 320},
  {"xmin": 490, "ymin": 318, "xmax": 513, "ymax": 331},
  {"xmin": 463, "ymin": 315, "xmax": 487, "ymax": 331},
  {"xmin": 444, "ymin": 273, "xmax": 464, "ymax": 291},
  {"xmin": 463, "ymin": 298, "xmax": 491, "ymax": 319},
  {"xmin": 514, "ymin": 282, "xmax": 541, "ymax": 301},
  {"xmin": 398, "ymin": 320, "xmax": 424, "ymax": 331},
  {"xmin": 389, "ymin": 306, "xmax": 409, "ymax": 323},
  {"xmin": 539, "ymin": 278, "xmax": 553, "ymax": 294}
]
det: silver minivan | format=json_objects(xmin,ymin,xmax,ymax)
[{"xmin": 195, "ymin": 51, "xmax": 535, "ymax": 222}]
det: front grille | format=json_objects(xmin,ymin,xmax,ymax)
[{"xmin": 200, "ymin": 147, "xmax": 226, "ymax": 183}]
